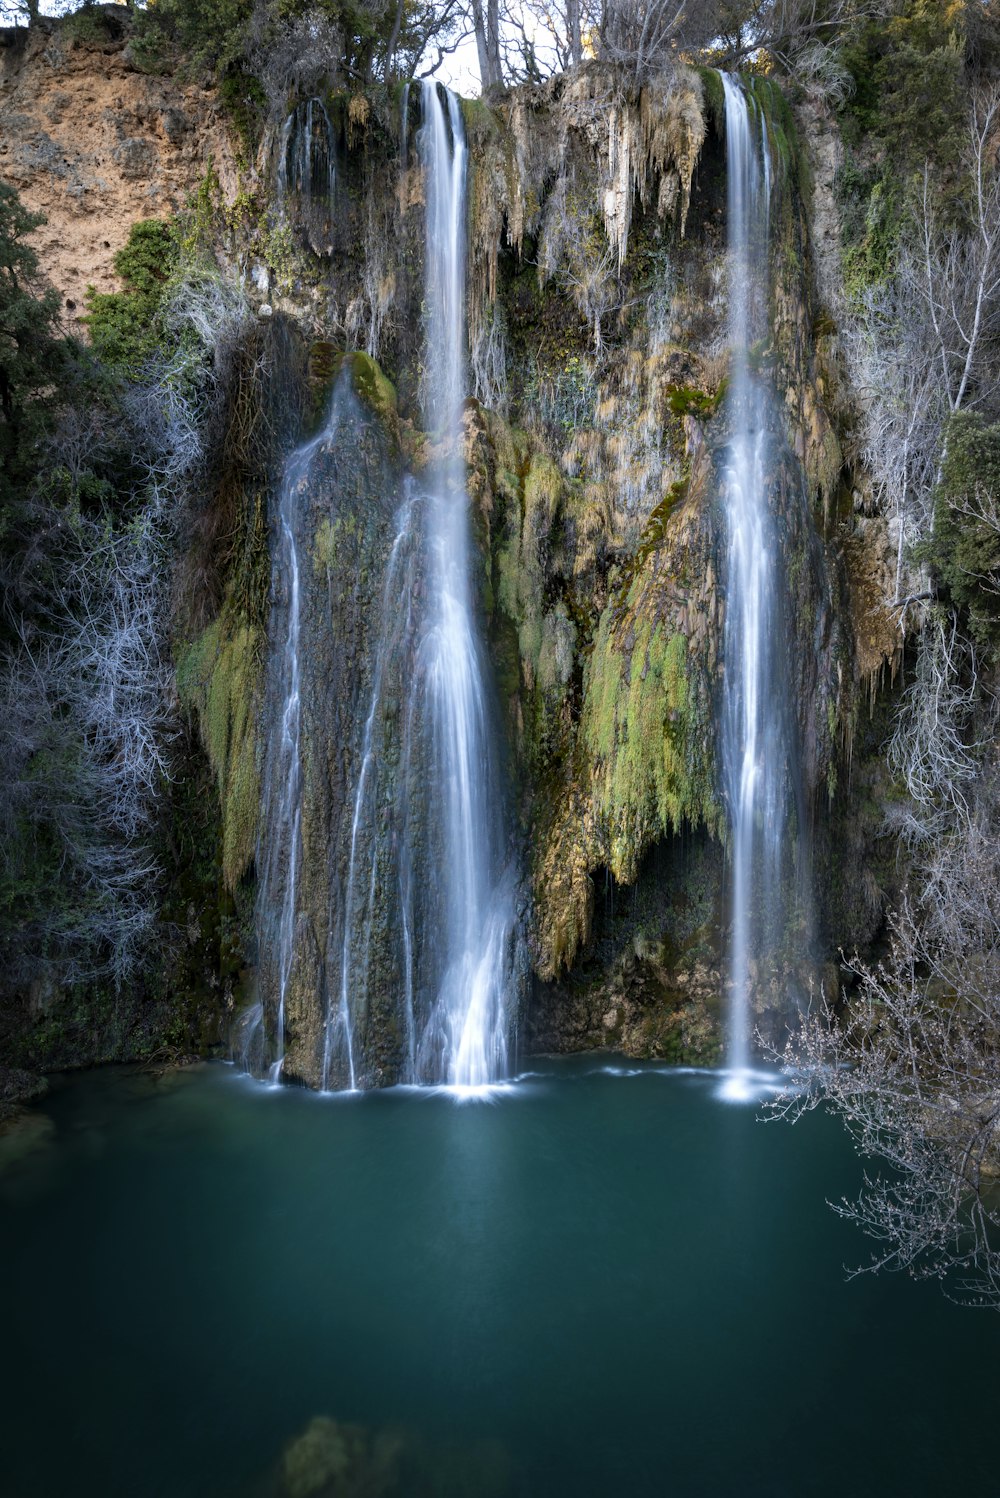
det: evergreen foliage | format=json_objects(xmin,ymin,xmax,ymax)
[
  {"xmin": 0, "ymin": 185, "xmax": 68, "ymax": 511},
  {"xmin": 85, "ymin": 220, "xmax": 179, "ymax": 373},
  {"xmin": 923, "ymin": 412, "xmax": 1000, "ymax": 648}
]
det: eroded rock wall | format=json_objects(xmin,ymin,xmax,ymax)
[
  {"xmin": 0, "ymin": 12, "xmax": 238, "ymax": 332},
  {"xmin": 2, "ymin": 22, "xmax": 907, "ymax": 1074}
]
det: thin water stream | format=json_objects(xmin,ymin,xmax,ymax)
[{"xmin": 720, "ymin": 75, "xmax": 796, "ymax": 1091}]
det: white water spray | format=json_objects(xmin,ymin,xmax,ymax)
[
  {"xmin": 254, "ymin": 427, "xmax": 326, "ymax": 1082},
  {"xmin": 410, "ymin": 82, "xmax": 515, "ymax": 1087},
  {"xmin": 719, "ymin": 75, "xmax": 788, "ymax": 1096}
]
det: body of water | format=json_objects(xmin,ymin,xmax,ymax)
[{"xmin": 1, "ymin": 1058, "xmax": 996, "ymax": 1496}]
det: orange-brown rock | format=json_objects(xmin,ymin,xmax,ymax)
[{"xmin": 0, "ymin": 14, "xmax": 237, "ymax": 331}]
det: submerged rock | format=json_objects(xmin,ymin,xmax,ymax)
[{"xmin": 0, "ymin": 1066, "xmax": 49, "ymax": 1124}]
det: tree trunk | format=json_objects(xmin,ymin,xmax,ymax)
[
  {"xmin": 566, "ymin": 0, "xmax": 583, "ymax": 63},
  {"xmin": 472, "ymin": 0, "xmax": 502, "ymax": 88},
  {"xmin": 385, "ymin": 0, "xmax": 405, "ymax": 83}
]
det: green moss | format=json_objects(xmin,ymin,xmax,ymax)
[
  {"xmin": 633, "ymin": 480, "xmax": 688, "ymax": 569},
  {"xmin": 460, "ymin": 94, "xmax": 503, "ymax": 146},
  {"xmin": 176, "ymin": 618, "xmax": 262, "ymax": 890},
  {"xmin": 696, "ymin": 66, "xmax": 725, "ymax": 136},
  {"xmin": 667, "ymin": 381, "xmax": 726, "ymax": 418},
  {"xmin": 342, "ymin": 350, "xmax": 397, "ymax": 420},
  {"xmin": 582, "ymin": 615, "xmax": 716, "ymax": 882}
]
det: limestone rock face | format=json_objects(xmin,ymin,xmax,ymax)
[
  {"xmin": 257, "ymin": 361, "xmax": 409, "ymax": 1089},
  {"xmin": 0, "ymin": 16, "xmax": 237, "ymax": 332},
  {"xmin": 3, "ymin": 28, "xmax": 901, "ymax": 1073}
]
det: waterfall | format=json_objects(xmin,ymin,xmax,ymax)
[
  {"xmin": 407, "ymin": 81, "xmax": 515, "ymax": 1087},
  {"xmin": 276, "ymin": 97, "xmax": 337, "ymax": 253},
  {"xmin": 247, "ymin": 81, "xmax": 517, "ymax": 1091},
  {"xmin": 254, "ymin": 416, "xmax": 336, "ymax": 1084},
  {"xmin": 719, "ymin": 75, "xmax": 792, "ymax": 1096},
  {"xmin": 319, "ymin": 83, "xmax": 516, "ymax": 1088}
]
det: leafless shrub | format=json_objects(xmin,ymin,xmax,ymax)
[
  {"xmin": 767, "ymin": 874, "xmax": 1000, "ymax": 1308},
  {"xmin": 539, "ymin": 177, "xmax": 621, "ymax": 354},
  {"xmin": 0, "ymin": 495, "xmax": 175, "ymax": 990},
  {"xmin": 246, "ymin": 2, "xmax": 345, "ymax": 116},
  {"xmin": 841, "ymin": 87, "xmax": 1000, "ymax": 612},
  {"xmin": 886, "ymin": 615, "xmax": 983, "ymax": 845},
  {"xmin": 470, "ymin": 300, "xmax": 510, "ymax": 413},
  {"xmin": 769, "ymin": 607, "xmax": 1000, "ymax": 1306},
  {"xmin": 788, "ymin": 38, "xmax": 855, "ymax": 107}
]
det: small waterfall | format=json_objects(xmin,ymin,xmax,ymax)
[
  {"xmin": 276, "ymin": 97, "xmax": 337, "ymax": 253},
  {"xmin": 719, "ymin": 75, "xmax": 793, "ymax": 1093},
  {"xmin": 254, "ymin": 423, "xmax": 327, "ymax": 1082},
  {"xmin": 320, "ymin": 486, "xmax": 423, "ymax": 1091}
]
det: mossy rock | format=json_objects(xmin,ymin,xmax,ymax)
[
  {"xmin": 331, "ymin": 351, "xmax": 398, "ymax": 426},
  {"xmin": 176, "ymin": 617, "xmax": 262, "ymax": 890}
]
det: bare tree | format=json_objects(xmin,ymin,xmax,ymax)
[
  {"xmin": 843, "ymin": 278, "xmax": 943, "ymax": 599},
  {"xmin": 597, "ymin": 0, "xmax": 686, "ymax": 84},
  {"xmin": 841, "ymin": 86, "xmax": 1000, "ymax": 614},
  {"xmin": 768, "ymin": 607, "xmax": 1000, "ymax": 1307},
  {"xmin": 913, "ymin": 85, "xmax": 1000, "ymax": 418},
  {"xmin": 499, "ymin": 0, "xmax": 587, "ymax": 79},
  {"xmin": 886, "ymin": 615, "xmax": 984, "ymax": 847},
  {"xmin": 0, "ymin": 490, "xmax": 174, "ymax": 989},
  {"xmin": 768, "ymin": 865, "xmax": 1000, "ymax": 1309}
]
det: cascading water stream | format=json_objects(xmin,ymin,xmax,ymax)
[
  {"xmin": 719, "ymin": 75, "xmax": 789, "ymax": 1097},
  {"xmin": 409, "ymin": 81, "xmax": 515, "ymax": 1087},
  {"xmin": 249, "ymin": 83, "xmax": 516, "ymax": 1091},
  {"xmin": 312, "ymin": 82, "xmax": 516, "ymax": 1090},
  {"xmin": 320, "ymin": 490, "xmax": 422, "ymax": 1092},
  {"xmin": 253, "ymin": 426, "xmax": 328, "ymax": 1083},
  {"xmin": 276, "ymin": 97, "xmax": 337, "ymax": 255}
]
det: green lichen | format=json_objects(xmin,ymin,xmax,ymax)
[
  {"xmin": 582, "ymin": 615, "xmax": 716, "ymax": 882},
  {"xmin": 333, "ymin": 350, "xmax": 398, "ymax": 426},
  {"xmin": 263, "ymin": 220, "xmax": 307, "ymax": 296},
  {"xmin": 313, "ymin": 514, "xmax": 360, "ymax": 574},
  {"xmin": 176, "ymin": 618, "xmax": 262, "ymax": 890},
  {"xmin": 494, "ymin": 439, "xmax": 564, "ymax": 691}
]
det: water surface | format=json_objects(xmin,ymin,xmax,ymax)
[{"xmin": 1, "ymin": 1058, "xmax": 995, "ymax": 1496}]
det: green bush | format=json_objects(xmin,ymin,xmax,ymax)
[
  {"xmin": 920, "ymin": 412, "xmax": 1000, "ymax": 651},
  {"xmin": 85, "ymin": 220, "xmax": 179, "ymax": 372}
]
